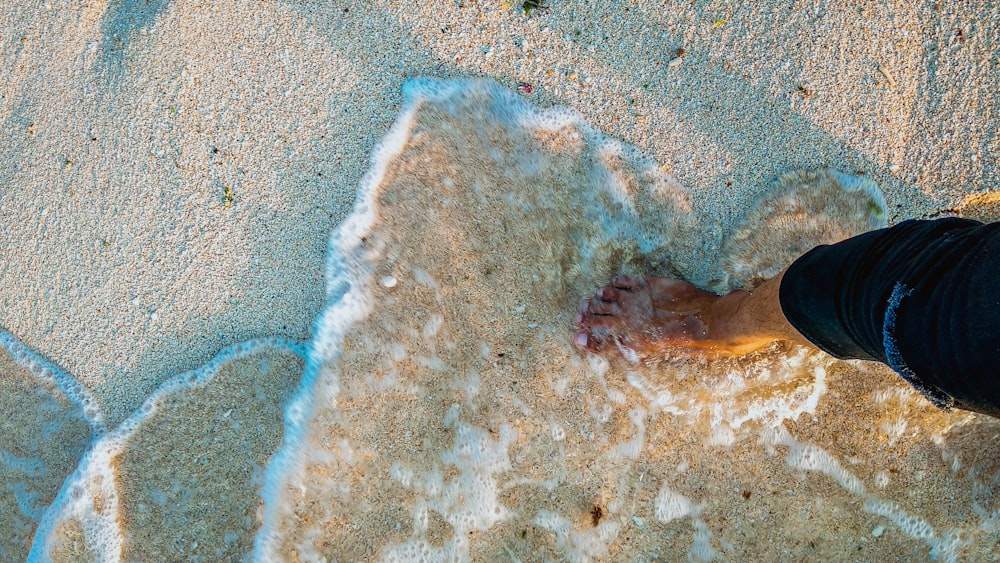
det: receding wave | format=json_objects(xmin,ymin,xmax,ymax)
[
  {"xmin": 28, "ymin": 338, "xmax": 304, "ymax": 561},
  {"xmin": 252, "ymin": 79, "xmax": 998, "ymax": 562}
]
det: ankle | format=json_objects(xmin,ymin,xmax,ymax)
[
  {"xmin": 704, "ymin": 290, "xmax": 752, "ymax": 340},
  {"xmin": 705, "ymin": 290, "xmax": 785, "ymax": 353}
]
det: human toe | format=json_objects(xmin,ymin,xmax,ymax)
[
  {"xmin": 574, "ymin": 329, "xmax": 607, "ymax": 352},
  {"xmin": 596, "ymin": 287, "xmax": 621, "ymax": 301},
  {"xmin": 575, "ymin": 309, "xmax": 616, "ymax": 328},
  {"xmin": 611, "ymin": 275, "xmax": 644, "ymax": 290},
  {"xmin": 586, "ymin": 299, "xmax": 617, "ymax": 315}
]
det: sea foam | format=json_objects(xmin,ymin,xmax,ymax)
[{"xmin": 0, "ymin": 330, "xmax": 102, "ymax": 560}]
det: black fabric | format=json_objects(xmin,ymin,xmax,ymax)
[{"xmin": 779, "ymin": 218, "xmax": 1000, "ymax": 417}]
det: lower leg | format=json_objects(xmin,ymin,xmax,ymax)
[{"xmin": 701, "ymin": 269, "xmax": 813, "ymax": 354}]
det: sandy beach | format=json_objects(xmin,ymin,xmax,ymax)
[
  {"xmin": 1, "ymin": 0, "xmax": 998, "ymax": 560},
  {"xmin": 3, "ymin": 0, "xmax": 996, "ymax": 426}
]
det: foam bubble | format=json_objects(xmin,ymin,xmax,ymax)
[
  {"xmin": 864, "ymin": 498, "xmax": 941, "ymax": 542},
  {"xmin": 655, "ymin": 487, "xmax": 692, "ymax": 523},
  {"xmin": 610, "ymin": 409, "xmax": 646, "ymax": 460},
  {"xmin": 689, "ymin": 518, "xmax": 717, "ymax": 562},
  {"xmin": 534, "ymin": 509, "xmax": 621, "ymax": 561}
]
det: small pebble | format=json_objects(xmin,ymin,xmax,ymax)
[
  {"xmin": 872, "ymin": 525, "xmax": 885, "ymax": 538},
  {"xmin": 877, "ymin": 63, "xmax": 897, "ymax": 88},
  {"xmin": 668, "ymin": 56, "xmax": 684, "ymax": 68},
  {"xmin": 380, "ymin": 275, "xmax": 398, "ymax": 288}
]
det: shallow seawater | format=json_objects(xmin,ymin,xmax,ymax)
[
  {"xmin": 252, "ymin": 79, "xmax": 999, "ymax": 562},
  {"xmin": 7, "ymin": 78, "xmax": 1000, "ymax": 561},
  {"xmin": 23, "ymin": 339, "xmax": 305, "ymax": 561},
  {"xmin": 0, "ymin": 331, "xmax": 100, "ymax": 561}
]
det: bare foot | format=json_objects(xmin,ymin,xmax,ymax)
[
  {"xmin": 573, "ymin": 275, "xmax": 715, "ymax": 357},
  {"xmin": 573, "ymin": 275, "xmax": 792, "ymax": 359}
]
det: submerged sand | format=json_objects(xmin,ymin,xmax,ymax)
[
  {"xmin": 0, "ymin": 332, "xmax": 98, "ymax": 561},
  {"xmin": 255, "ymin": 80, "xmax": 999, "ymax": 561},
  {"xmin": 34, "ymin": 339, "xmax": 304, "ymax": 561}
]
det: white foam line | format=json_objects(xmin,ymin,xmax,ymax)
[
  {"xmin": 0, "ymin": 328, "xmax": 105, "ymax": 435},
  {"xmin": 765, "ymin": 424, "xmax": 963, "ymax": 562},
  {"xmin": 498, "ymin": 80, "xmax": 674, "ymax": 255},
  {"xmin": 829, "ymin": 168, "xmax": 888, "ymax": 204},
  {"xmin": 252, "ymin": 78, "xmax": 432, "ymax": 562},
  {"xmin": 28, "ymin": 337, "xmax": 302, "ymax": 563},
  {"xmin": 729, "ymin": 351, "xmax": 828, "ymax": 430}
]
